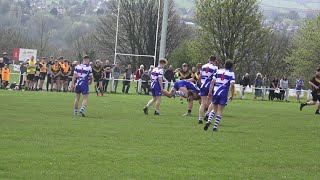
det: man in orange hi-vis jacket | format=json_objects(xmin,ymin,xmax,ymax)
[{"xmin": 1, "ymin": 63, "xmax": 10, "ymax": 89}]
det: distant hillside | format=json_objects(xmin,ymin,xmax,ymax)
[{"xmin": 174, "ymin": 0, "xmax": 320, "ymax": 11}]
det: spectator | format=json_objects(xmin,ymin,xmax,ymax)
[
  {"xmin": 269, "ymin": 77, "xmax": 279, "ymax": 101},
  {"xmin": 2, "ymin": 52, "xmax": 11, "ymax": 65},
  {"xmin": 254, "ymin": 73, "xmax": 263, "ymax": 99},
  {"xmin": 241, "ymin": 73, "xmax": 251, "ymax": 99},
  {"xmin": 68, "ymin": 61, "xmax": 77, "ymax": 89},
  {"xmin": 164, "ymin": 65, "xmax": 175, "ymax": 90},
  {"xmin": 19, "ymin": 61, "xmax": 27, "ymax": 89},
  {"xmin": 46, "ymin": 56, "xmax": 54, "ymax": 91},
  {"xmin": 135, "ymin": 64, "xmax": 144, "ymax": 92},
  {"xmin": 1, "ymin": 64, "xmax": 10, "ymax": 89},
  {"xmin": 26, "ymin": 56, "xmax": 36, "ymax": 90},
  {"xmin": 103, "ymin": 60, "xmax": 112, "ymax": 93},
  {"xmin": 61, "ymin": 60, "xmax": 71, "ymax": 92},
  {"xmin": 174, "ymin": 68, "xmax": 181, "ymax": 81},
  {"xmin": 141, "ymin": 70, "xmax": 150, "ymax": 95},
  {"xmin": 0, "ymin": 58, "xmax": 4, "ymax": 85},
  {"xmin": 123, "ymin": 64, "xmax": 132, "ymax": 94},
  {"xmin": 38, "ymin": 57, "xmax": 47, "ymax": 91},
  {"xmin": 148, "ymin": 65, "xmax": 154, "ymax": 77},
  {"xmin": 280, "ymin": 76, "xmax": 289, "ymax": 101},
  {"xmin": 295, "ymin": 77, "xmax": 304, "ymax": 102},
  {"xmin": 179, "ymin": 63, "xmax": 192, "ymax": 80},
  {"xmin": 112, "ymin": 62, "xmax": 121, "ymax": 93},
  {"xmin": 262, "ymin": 75, "xmax": 270, "ymax": 100},
  {"xmin": 34, "ymin": 59, "xmax": 41, "ymax": 90}
]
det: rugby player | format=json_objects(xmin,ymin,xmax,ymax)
[
  {"xmin": 71, "ymin": 55, "xmax": 93, "ymax": 117},
  {"xmin": 204, "ymin": 60, "xmax": 235, "ymax": 132},
  {"xmin": 198, "ymin": 56, "xmax": 218, "ymax": 124},
  {"xmin": 92, "ymin": 60, "xmax": 104, "ymax": 96},
  {"xmin": 143, "ymin": 59, "xmax": 167, "ymax": 115},
  {"xmin": 50, "ymin": 60, "xmax": 61, "ymax": 91},
  {"xmin": 38, "ymin": 57, "xmax": 47, "ymax": 91},
  {"xmin": 300, "ymin": 68, "xmax": 320, "ymax": 114}
]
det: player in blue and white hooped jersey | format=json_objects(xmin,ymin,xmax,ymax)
[
  {"xmin": 198, "ymin": 56, "xmax": 218, "ymax": 124},
  {"xmin": 143, "ymin": 59, "xmax": 167, "ymax": 115},
  {"xmin": 204, "ymin": 60, "xmax": 235, "ymax": 132},
  {"xmin": 70, "ymin": 55, "xmax": 93, "ymax": 117}
]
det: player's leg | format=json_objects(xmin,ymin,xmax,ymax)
[
  {"xmin": 94, "ymin": 81, "xmax": 99, "ymax": 96},
  {"xmin": 204, "ymin": 102, "xmax": 218, "ymax": 131},
  {"xmin": 212, "ymin": 104, "xmax": 225, "ymax": 131},
  {"xmin": 204, "ymin": 103, "xmax": 213, "ymax": 121},
  {"xmin": 79, "ymin": 94, "xmax": 88, "ymax": 117},
  {"xmin": 99, "ymin": 81, "xmax": 104, "ymax": 96},
  {"xmin": 175, "ymin": 87, "xmax": 188, "ymax": 98},
  {"xmin": 184, "ymin": 97, "xmax": 193, "ymax": 116},
  {"xmin": 300, "ymin": 95, "xmax": 317, "ymax": 111},
  {"xmin": 74, "ymin": 93, "xmax": 81, "ymax": 116},
  {"xmin": 161, "ymin": 89, "xmax": 174, "ymax": 98},
  {"xmin": 144, "ymin": 96, "xmax": 156, "ymax": 115},
  {"xmin": 154, "ymin": 96, "xmax": 161, "ymax": 115},
  {"xmin": 198, "ymin": 96, "xmax": 208, "ymax": 124}
]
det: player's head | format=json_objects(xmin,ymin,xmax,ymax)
[
  {"xmin": 95, "ymin": 60, "xmax": 101, "ymax": 66},
  {"xmin": 41, "ymin": 57, "xmax": 46, "ymax": 62},
  {"xmin": 209, "ymin": 55, "xmax": 218, "ymax": 64},
  {"xmin": 54, "ymin": 59, "xmax": 59, "ymax": 65},
  {"xmin": 159, "ymin": 58, "xmax": 167, "ymax": 68},
  {"xmin": 225, "ymin": 59, "xmax": 234, "ymax": 69},
  {"xmin": 316, "ymin": 67, "xmax": 320, "ymax": 77},
  {"xmin": 83, "ymin": 55, "xmax": 90, "ymax": 64}
]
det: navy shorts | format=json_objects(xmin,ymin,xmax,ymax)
[
  {"xmin": 75, "ymin": 84, "xmax": 89, "ymax": 95},
  {"xmin": 151, "ymin": 83, "xmax": 162, "ymax": 97},
  {"xmin": 212, "ymin": 95, "xmax": 228, "ymax": 106}
]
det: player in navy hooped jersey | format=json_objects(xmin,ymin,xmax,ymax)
[
  {"xmin": 204, "ymin": 60, "xmax": 235, "ymax": 132},
  {"xmin": 70, "ymin": 55, "xmax": 93, "ymax": 117},
  {"xmin": 198, "ymin": 56, "xmax": 218, "ymax": 124},
  {"xmin": 143, "ymin": 59, "xmax": 167, "ymax": 115}
]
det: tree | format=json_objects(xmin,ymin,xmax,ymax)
[
  {"xmin": 94, "ymin": 0, "xmax": 192, "ymax": 67},
  {"xmin": 195, "ymin": 0, "xmax": 268, "ymax": 67},
  {"xmin": 286, "ymin": 16, "xmax": 320, "ymax": 84},
  {"xmin": 50, "ymin": 8, "xmax": 59, "ymax": 16}
]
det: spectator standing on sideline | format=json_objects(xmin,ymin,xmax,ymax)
[
  {"xmin": 254, "ymin": 73, "xmax": 263, "ymax": 99},
  {"xmin": 262, "ymin": 75, "xmax": 270, "ymax": 100},
  {"xmin": 141, "ymin": 70, "xmax": 150, "ymax": 95},
  {"xmin": 179, "ymin": 63, "xmax": 192, "ymax": 80},
  {"xmin": 50, "ymin": 60, "xmax": 61, "ymax": 91},
  {"xmin": 26, "ymin": 56, "xmax": 36, "ymax": 90},
  {"xmin": 19, "ymin": 60, "xmax": 27, "ymax": 89},
  {"xmin": 2, "ymin": 52, "xmax": 11, "ymax": 65},
  {"xmin": 38, "ymin": 57, "xmax": 47, "ymax": 91},
  {"xmin": 240, "ymin": 73, "xmax": 251, "ymax": 99},
  {"xmin": 1, "ymin": 64, "xmax": 10, "ymax": 88},
  {"xmin": 174, "ymin": 68, "xmax": 181, "ymax": 82},
  {"xmin": 46, "ymin": 56, "xmax": 54, "ymax": 91},
  {"xmin": 135, "ymin": 65, "xmax": 144, "ymax": 93},
  {"xmin": 34, "ymin": 60, "xmax": 41, "ymax": 90},
  {"xmin": 296, "ymin": 78, "xmax": 304, "ymax": 102},
  {"xmin": 61, "ymin": 60, "xmax": 71, "ymax": 92},
  {"xmin": 164, "ymin": 65, "xmax": 175, "ymax": 91},
  {"xmin": 112, "ymin": 62, "xmax": 121, "ymax": 93},
  {"xmin": 123, "ymin": 64, "xmax": 132, "ymax": 94},
  {"xmin": 103, "ymin": 60, "xmax": 112, "ymax": 93},
  {"xmin": 0, "ymin": 58, "xmax": 4, "ymax": 85},
  {"xmin": 280, "ymin": 76, "xmax": 289, "ymax": 101},
  {"xmin": 269, "ymin": 77, "xmax": 279, "ymax": 101},
  {"xmin": 148, "ymin": 65, "xmax": 154, "ymax": 77}
]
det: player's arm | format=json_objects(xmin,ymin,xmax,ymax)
[
  {"xmin": 309, "ymin": 81, "xmax": 319, "ymax": 89},
  {"xmin": 186, "ymin": 77, "xmax": 196, "ymax": 82},
  {"xmin": 208, "ymin": 78, "xmax": 216, "ymax": 98},
  {"xmin": 159, "ymin": 70, "xmax": 164, "ymax": 90}
]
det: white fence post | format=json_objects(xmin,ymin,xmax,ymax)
[
  {"xmin": 111, "ymin": 77, "xmax": 115, "ymax": 92},
  {"xmin": 262, "ymin": 86, "xmax": 266, "ymax": 100},
  {"xmin": 138, "ymin": 79, "xmax": 142, "ymax": 93},
  {"xmin": 164, "ymin": 81, "xmax": 169, "ymax": 91},
  {"xmin": 307, "ymin": 90, "xmax": 311, "ymax": 101},
  {"xmin": 239, "ymin": 85, "xmax": 244, "ymax": 99}
]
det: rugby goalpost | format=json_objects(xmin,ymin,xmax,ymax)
[{"xmin": 113, "ymin": 0, "xmax": 161, "ymax": 67}]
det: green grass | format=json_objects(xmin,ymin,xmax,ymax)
[{"xmin": 0, "ymin": 90, "xmax": 319, "ymax": 179}]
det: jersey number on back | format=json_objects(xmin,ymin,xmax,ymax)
[
  {"xmin": 205, "ymin": 67, "xmax": 209, "ymax": 73},
  {"xmin": 221, "ymin": 72, "xmax": 225, "ymax": 80}
]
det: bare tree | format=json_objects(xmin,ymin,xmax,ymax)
[{"xmin": 94, "ymin": 0, "xmax": 192, "ymax": 67}]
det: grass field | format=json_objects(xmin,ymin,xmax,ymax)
[{"xmin": 0, "ymin": 90, "xmax": 319, "ymax": 179}]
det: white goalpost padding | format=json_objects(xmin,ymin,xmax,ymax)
[{"xmin": 113, "ymin": 0, "xmax": 162, "ymax": 67}]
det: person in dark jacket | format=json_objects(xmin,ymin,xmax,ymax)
[
  {"xmin": 241, "ymin": 73, "xmax": 251, "ymax": 99},
  {"xmin": 141, "ymin": 71, "xmax": 150, "ymax": 95},
  {"xmin": 2, "ymin": 52, "xmax": 11, "ymax": 65},
  {"xmin": 164, "ymin": 65, "xmax": 175, "ymax": 91}
]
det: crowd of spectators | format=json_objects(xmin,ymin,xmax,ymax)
[{"xmin": 0, "ymin": 52, "xmax": 308, "ymax": 102}]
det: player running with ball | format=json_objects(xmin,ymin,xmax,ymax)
[
  {"xmin": 70, "ymin": 55, "xmax": 93, "ymax": 117},
  {"xmin": 204, "ymin": 60, "xmax": 235, "ymax": 132},
  {"xmin": 143, "ymin": 59, "xmax": 167, "ymax": 115},
  {"xmin": 300, "ymin": 68, "xmax": 320, "ymax": 115}
]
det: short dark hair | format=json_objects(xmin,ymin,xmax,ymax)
[
  {"xmin": 317, "ymin": 67, "xmax": 320, "ymax": 72},
  {"xmin": 209, "ymin": 56, "xmax": 217, "ymax": 62},
  {"xmin": 225, "ymin": 59, "xmax": 234, "ymax": 69}
]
